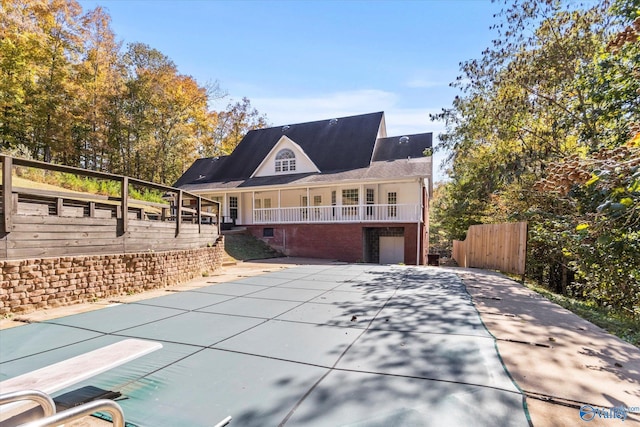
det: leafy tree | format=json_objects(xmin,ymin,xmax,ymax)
[
  {"xmin": 0, "ymin": 0, "xmax": 84, "ymax": 161},
  {"xmin": 206, "ymin": 97, "xmax": 268, "ymax": 156},
  {"xmin": 113, "ymin": 42, "xmax": 225, "ymax": 184},
  {"xmin": 432, "ymin": 0, "xmax": 639, "ymax": 311},
  {"xmin": 73, "ymin": 5, "xmax": 122, "ymax": 171},
  {"xmin": 0, "ymin": 1, "xmax": 263, "ymax": 186}
]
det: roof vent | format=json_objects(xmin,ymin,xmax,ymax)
[
  {"xmin": 399, "ymin": 136, "xmax": 410, "ymax": 144},
  {"xmin": 196, "ymin": 174, "xmax": 206, "ymax": 181},
  {"xmin": 282, "ymin": 125, "xmax": 290, "ymax": 132},
  {"xmin": 329, "ymin": 118, "xmax": 338, "ymax": 125}
]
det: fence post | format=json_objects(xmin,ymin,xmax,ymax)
[
  {"xmin": 2, "ymin": 156, "xmax": 12, "ymax": 233},
  {"xmin": 519, "ymin": 221, "xmax": 528, "ymax": 282}
]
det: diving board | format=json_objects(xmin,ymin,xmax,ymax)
[{"xmin": 0, "ymin": 339, "xmax": 161, "ymax": 420}]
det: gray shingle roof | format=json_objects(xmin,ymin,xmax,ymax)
[
  {"xmin": 174, "ymin": 112, "xmax": 433, "ymax": 191},
  {"xmin": 173, "ymin": 156, "xmax": 229, "ymax": 188},
  {"xmin": 372, "ymin": 133, "xmax": 433, "ymax": 161}
]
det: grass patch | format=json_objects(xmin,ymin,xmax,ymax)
[
  {"xmin": 524, "ymin": 281, "xmax": 640, "ymax": 348},
  {"xmin": 10, "ymin": 168, "xmax": 164, "ymax": 203},
  {"xmin": 224, "ymin": 233, "xmax": 283, "ymax": 261}
]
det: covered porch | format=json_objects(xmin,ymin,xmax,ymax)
[
  {"xmin": 253, "ymin": 203, "xmax": 420, "ymax": 224},
  {"xmin": 209, "ymin": 182, "xmax": 426, "ymax": 227}
]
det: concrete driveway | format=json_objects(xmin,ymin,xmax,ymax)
[
  {"xmin": 1, "ymin": 262, "xmax": 528, "ymax": 426},
  {"xmin": 453, "ymin": 268, "xmax": 640, "ymax": 426}
]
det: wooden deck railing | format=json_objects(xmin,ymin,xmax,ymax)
[{"xmin": 0, "ymin": 155, "xmax": 220, "ymax": 259}]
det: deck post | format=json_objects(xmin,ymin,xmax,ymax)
[
  {"xmin": 56, "ymin": 197, "xmax": 63, "ymax": 216},
  {"xmin": 176, "ymin": 190, "xmax": 183, "ymax": 236},
  {"xmin": 120, "ymin": 176, "xmax": 128, "ymax": 235},
  {"xmin": 196, "ymin": 196, "xmax": 201, "ymax": 233},
  {"xmin": 2, "ymin": 156, "xmax": 12, "ymax": 233}
]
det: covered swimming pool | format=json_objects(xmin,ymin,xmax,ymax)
[{"xmin": 0, "ymin": 264, "xmax": 530, "ymax": 426}]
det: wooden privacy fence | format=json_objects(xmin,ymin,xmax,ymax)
[
  {"xmin": 452, "ymin": 222, "xmax": 528, "ymax": 275},
  {"xmin": 0, "ymin": 155, "xmax": 220, "ymax": 260}
]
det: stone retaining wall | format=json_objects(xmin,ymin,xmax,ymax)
[{"xmin": 0, "ymin": 236, "xmax": 225, "ymax": 315}]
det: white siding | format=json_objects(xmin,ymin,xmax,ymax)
[{"xmin": 379, "ymin": 183, "xmax": 421, "ymax": 204}]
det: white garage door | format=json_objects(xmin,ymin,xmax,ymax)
[{"xmin": 379, "ymin": 236, "xmax": 404, "ymax": 264}]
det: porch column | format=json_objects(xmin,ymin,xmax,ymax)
[
  {"xmin": 306, "ymin": 187, "xmax": 310, "ymax": 224},
  {"xmin": 278, "ymin": 189, "xmax": 281, "ymax": 222},
  {"xmin": 359, "ymin": 184, "xmax": 365, "ymax": 220}
]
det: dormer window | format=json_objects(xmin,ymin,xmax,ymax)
[{"xmin": 275, "ymin": 149, "xmax": 296, "ymax": 173}]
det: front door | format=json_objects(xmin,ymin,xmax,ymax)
[
  {"xmin": 229, "ymin": 196, "xmax": 238, "ymax": 225},
  {"xmin": 379, "ymin": 236, "xmax": 404, "ymax": 264}
]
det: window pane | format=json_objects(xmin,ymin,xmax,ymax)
[
  {"xmin": 342, "ymin": 189, "xmax": 358, "ymax": 205},
  {"xmin": 276, "ymin": 149, "xmax": 295, "ymax": 159},
  {"xmin": 276, "ymin": 149, "xmax": 296, "ymax": 173}
]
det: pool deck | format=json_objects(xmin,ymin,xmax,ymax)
[{"xmin": 1, "ymin": 258, "xmax": 639, "ymax": 426}]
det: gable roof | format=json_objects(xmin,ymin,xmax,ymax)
[
  {"xmin": 250, "ymin": 135, "xmax": 320, "ymax": 178},
  {"xmin": 174, "ymin": 111, "xmax": 433, "ymax": 190}
]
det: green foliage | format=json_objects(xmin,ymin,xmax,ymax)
[
  {"xmin": 0, "ymin": 0, "xmax": 267, "ymax": 186},
  {"xmin": 432, "ymin": 0, "xmax": 640, "ymax": 312}
]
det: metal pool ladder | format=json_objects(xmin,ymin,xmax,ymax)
[{"xmin": 0, "ymin": 389, "xmax": 124, "ymax": 426}]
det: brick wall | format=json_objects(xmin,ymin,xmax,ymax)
[
  {"xmin": 0, "ymin": 236, "xmax": 225, "ymax": 315},
  {"xmin": 247, "ymin": 223, "xmax": 421, "ymax": 264}
]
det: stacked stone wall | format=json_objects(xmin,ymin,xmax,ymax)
[{"xmin": 0, "ymin": 236, "xmax": 224, "ymax": 315}]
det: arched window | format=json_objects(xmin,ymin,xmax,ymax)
[{"xmin": 275, "ymin": 149, "xmax": 296, "ymax": 172}]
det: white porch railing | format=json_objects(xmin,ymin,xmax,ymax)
[{"xmin": 253, "ymin": 204, "xmax": 420, "ymax": 224}]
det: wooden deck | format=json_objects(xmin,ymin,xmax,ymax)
[{"xmin": 0, "ymin": 155, "xmax": 220, "ymax": 260}]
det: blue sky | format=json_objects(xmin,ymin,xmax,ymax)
[{"xmin": 78, "ymin": 0, "xmax": 502, "ymax": 181}]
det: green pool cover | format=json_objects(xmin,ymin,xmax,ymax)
[{"xmin": 0, "ymin": 264, "xmax": 530, "ymax": 426}]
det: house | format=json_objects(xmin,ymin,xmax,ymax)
[{"xmin": 174, "ymin": 111, "xmax": 433, "ymax": 265}]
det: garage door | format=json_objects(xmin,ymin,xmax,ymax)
[{"xmin": 379, "ymin": 236, "xmax": 404, "ymax": 264}]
